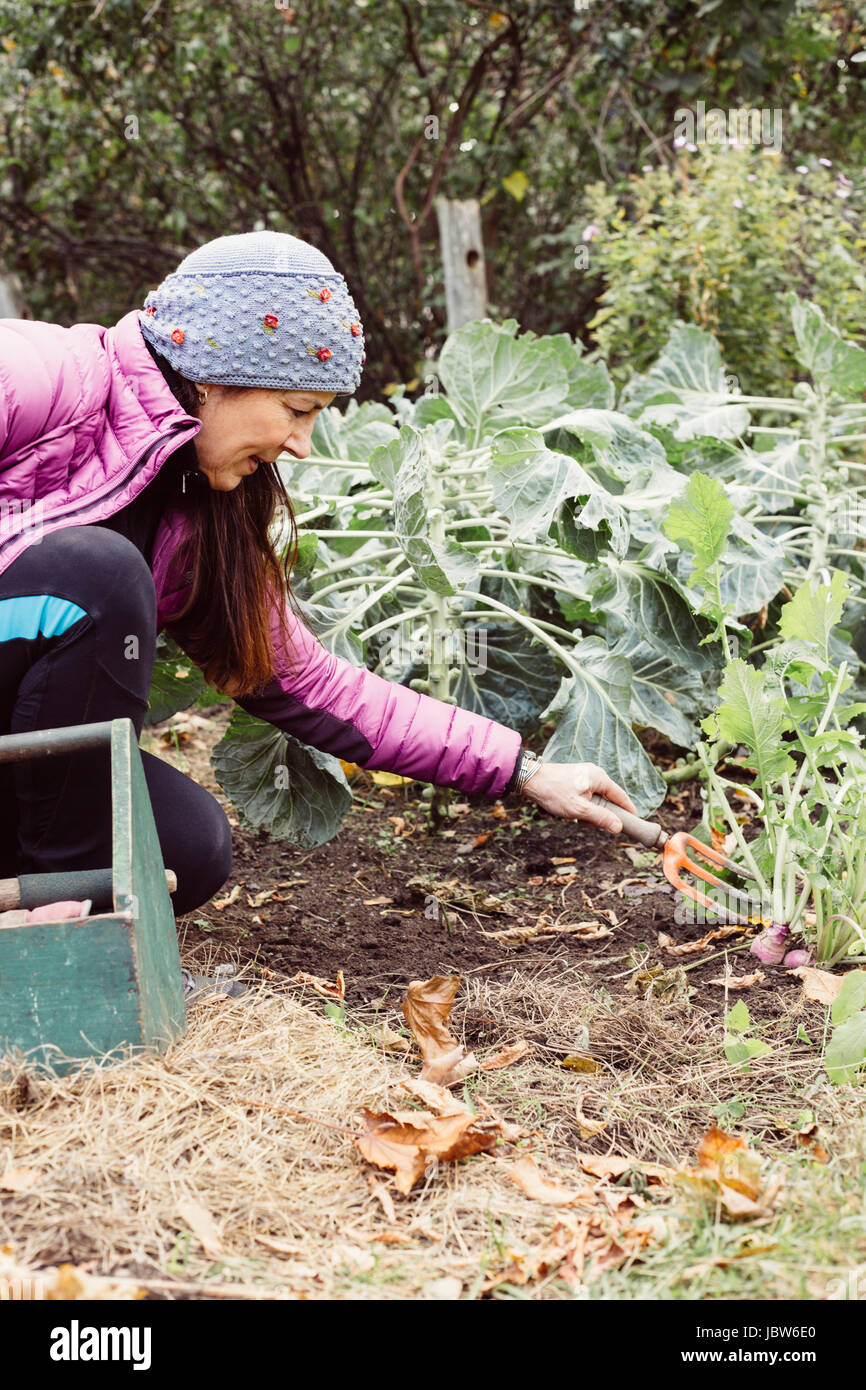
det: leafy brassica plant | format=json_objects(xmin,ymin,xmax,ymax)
[{"xmin": 146, "ymin": 298, "xmax": 866, "ymax": 854}]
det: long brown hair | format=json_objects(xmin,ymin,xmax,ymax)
[{"xmin": 145, "ymin": 342, "xmax": 305, "ymax": 699}]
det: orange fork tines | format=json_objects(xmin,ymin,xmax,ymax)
[{"xmin": 589, "ymin": 794, "xmax": 760, "ymax": 922}]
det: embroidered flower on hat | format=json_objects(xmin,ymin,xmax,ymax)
[
  {"xmin": 262, "ymin": 313, "xmax": 279, "ymax": 335},
  {"xmin": 171, "ymin": 328, "xmax": 185, "ymax": 344},
  {"xmin": 360, "ymin": 352, "xmax": 366, "ymax": 366},
  {"xmin": 144, "ymin": 304, "xmax": 156, "ymax": 316},
  {"xmin": 306, "ymin": 344, "xmax": 332, "ymax": 362},
  {"xmin": 350, "ymin": 322, "xmax": 362, "ymax": 337}
]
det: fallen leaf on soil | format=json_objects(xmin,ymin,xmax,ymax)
[
  {"xmin": 456, "ymin": 833, "xmax": 490, "ymax": 855},
  {"xmin": 375, "ymin": 1023, "xmax": 411, "ymax": 1053},
  {"xmin": 387, "ymin": 815, "xmax": 413, "ymax": 838},
  {"xmin": 509, "ymin": 1156, "xmax": 597, "ymax": 1207},
  {"xmin": 400, "ymin": 1076, "xmax": 473, "ymax": 1116},
  {"xmin": 627, "ymin": 963, "xmax": 696, "ymax": 1004},
  {"xmin": 212, "ymin": 883, "xmax": 242, "ymax": 909},
  {"xmin": 490, "ymin": 802, "xmax": 508, "ymax": 819},
  {"xmin": 796, "ymin": 1124, "xmax": 830, "ymax": 1164},
  {"xmin": 420, "ymin": 1044, "xmax": 479, "ymax": 1087},
  {"xmin": 339, "ymin": 759, "xmax": 361, "ymax": 780},
  {"xmin": 176, "ymin": 1198, "xmax": 224, "ymax": 1257},
  {"xmin": 788, "ymin": 965, "xmax": 845, "ymax": 1004},
  {"xmin": 480, "ymin": 1039, "xmax": 532, "ymax": 1071},
  {"xmin": 673, "ymin": 1125, "xmax": 782, "ymax": 1219},
  {"xmin": 371, "ymin": 770, "xmax": 415, "ymax": 786},
  {"xmin": 0, "ymin": 1167, "xmax": 38, "ymax": 1192},
  {"xmin": 247, "ymin": 888, "xmax": 278, "ymax": 907},
  {"xmin": 575, "ymin": 1100, "xmax": 607, "ymax": 1139},
  {"xmin": 363, "ymin": 896, "xmax": 393, "ymax": 907},
  {"xmin": 708, "ymin": 971, "xmax": 765, "ymax": 989},
  {"xmin": 401, "ymin": 974, "xmax": 461, "ymax": 1061},
  {"xmin": 551, "ymin": 856, "xmax": 576, "ymax": 866},
  {"xmin": 355, "ymin": 1107, "xmax": 496, "ymax": 1193},
  {"xmin": 482, "ymin": 919, "xmax": 610, "ymax": 944},
  {"xmin": 405, "ymin": 875, "xmax": 515, "ymax": 916},
  {"xmin": 562, "ymin": 1055, "xmax": 603, "ymax": 1074},
  {"xmin": 292, "ymin": 970, "xmax": 345, "ymax": 1000},
  {"xmin": 658, "ymin": 926, "xmax": 748, "ymax": 954},
  {"xmin": 576, "ymin": 1153, "xmax": 673, "ymax": 1183}
]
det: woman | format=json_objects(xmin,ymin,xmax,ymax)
[{"xmin": 0, "ymin": 231, "xmax": 636, "ymax": 916}]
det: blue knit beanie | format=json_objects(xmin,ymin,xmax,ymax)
[{"xmin": 139, "ymin": 230, "xmax": 365, "ymax": 393}]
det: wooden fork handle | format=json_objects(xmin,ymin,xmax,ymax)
[{"xmin": 589, "ymin": 795, "xmax": 667, "ymax": 850}]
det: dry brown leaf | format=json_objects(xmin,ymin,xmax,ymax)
[
  {"xmin": 480, "ymin": 1039, "xmax": 532, "ymax": 1071},
  {"xmin": 292, "ymin": 970, "xmax": 346, "ymax": 1001},
  {"xmin": 575, "ymin": 1100, "xmax": 607, "ymax": 1139},
  {"xmin": 788, "ymin": 965, "xmax": 846, "ymax": 1004},
  {"xmin": 247, "ymin": 888, "xmax": 278, "ymax": 908},
  {"xmin": 376, "ymin": 1023, "xmax": 411, "ymax": 1053},
  {"xmin": 658, "ymin": 926, "xmax": 747, "ymax": 954},
  {"xmin": 576, "ymin": 1153, "xmax": 673, "ymax": 1183},
  {"xmin": 355, "ymin": 1107, "xmax": 495, "ymax": 1194},
  {"xmin": 795, "ymin": 1124, "xmax": 830, "ymax": 1164},
  {"xmin": 674, "ymin": 1125, "xmax": 781, "ymax": 1220},
  {"xmin": 562, "ymin": 1055, "xmax": 602, "ymax": 1074},
  {"xmin": 363, "ymin": 896, "xmax": 393, "ymax": 907},
  {"xmin": 708, "ymin": 971, "xmax": 765, "ymax": 989},
  {"xmin": 212, "ymin": 883, "xmax": 242, "ymax": 910},
  {"xmin": 401, "ymin": 975, "xmax": 462, "ymax": 1061},
  {"xmin": 420, "ymin": 1045, "xmax": 478, "ymax": 1087},
  {"xmin": 509, "ymin": 1156, "xmax": 597, "ymax": 1207},
  {"xmin": 176, "ymin": 1198, "xmax": 224, "ymax": 1257},
  {"xmin": 0, "ymin": 1167, "xmax": 38, "ymax": 1192},
  {"xmin": 400, "ymin": 1077, "xmax": 473, "ymax": 1117}
]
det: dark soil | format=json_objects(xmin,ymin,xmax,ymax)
[{"xmin": 176, "ymin": 758, "xmax": 805, "ymax": 1020}]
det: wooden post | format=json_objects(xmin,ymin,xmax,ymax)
[
  {"xmin": 435, "ymin": 197, "xmax": 488, "ymax": 334},
  {"xmin": 0, "ymin": 270, "xmax": 28, "ymax": 319}
]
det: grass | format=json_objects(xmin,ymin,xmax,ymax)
[{"xmin": 2, "ymin": 945, "xmax": 866, "ymax": 1301}]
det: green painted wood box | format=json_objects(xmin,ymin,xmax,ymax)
[{"xmin": 0, "ymin": 719, "xmax": 186, "ymax": 1074}]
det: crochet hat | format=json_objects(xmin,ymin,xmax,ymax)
[{"xmin": 138, "ymin": 230, "xmax": 365, "ymax": 393}]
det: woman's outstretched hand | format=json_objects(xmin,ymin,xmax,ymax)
[{"xmin": 519, "ymin": 761, "xmax": 638, "ymax": 833}]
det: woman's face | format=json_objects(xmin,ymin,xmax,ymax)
[{"xmin": 192, "ymin": 384, "xmax": 337, "ymax": 491}]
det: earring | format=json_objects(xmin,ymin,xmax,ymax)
[{"xmin": 197, "ymin": 388, "xmax": 209, "ymax": 406}]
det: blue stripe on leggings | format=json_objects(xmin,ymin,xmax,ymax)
[{"xmin": 0, "ymin": 595, "xmax": 88, "ymax": 643}]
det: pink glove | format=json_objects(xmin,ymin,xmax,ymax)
[{"xmin": 25, "ymin": 899, "xmax": 93, "ymax": 923}]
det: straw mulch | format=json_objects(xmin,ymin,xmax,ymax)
[
  {"xmin": 1, "ymin": 958, "xmax": 841, "ymax": 1300},
  {"xmin": 0, "ymin": 969, "xmax": 675, "ymax": 1301}
]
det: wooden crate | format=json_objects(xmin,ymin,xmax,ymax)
[{"xmin": 0, "ymin": 719, "xmax": 186, "ymax": 1073}]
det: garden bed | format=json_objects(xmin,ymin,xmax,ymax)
[{"xmin": 162, "ymin": 708, "xmax": 801, "ymax": 1020}]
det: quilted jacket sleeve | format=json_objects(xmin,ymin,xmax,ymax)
[
  {"xmin": 236, "ymin": 597, "xmax": 523, "ymax": 799},
  {"xmin": 152, "ymin": 508, "xmax": 523, "ymax": 799}
]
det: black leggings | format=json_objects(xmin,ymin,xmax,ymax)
[{"xmin": 0, "ymin": 525, "xmax": 232, "ymax": 915}]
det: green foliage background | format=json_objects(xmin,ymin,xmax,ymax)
[{"xmin": 0, "ymin": 0, "xmax": 864, "ymax": 397}]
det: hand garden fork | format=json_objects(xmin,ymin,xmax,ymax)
[{"xmin": 589, "ymin": 795, "xmax": 762, "ymax": 924}]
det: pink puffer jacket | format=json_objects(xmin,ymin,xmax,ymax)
[{"xmin": 0, "ymin": 310, "xmax": 522, "ymax": 797}]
